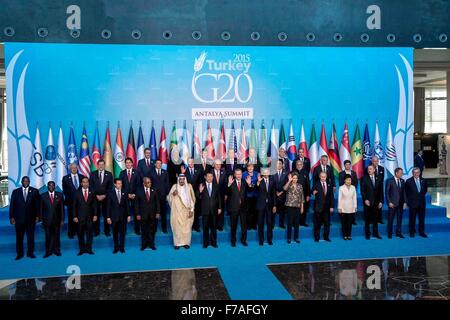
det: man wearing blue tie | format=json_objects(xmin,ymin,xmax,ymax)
[{"xmin": 405, "ymin": 167, "xmax": 428, "ymax": 238}]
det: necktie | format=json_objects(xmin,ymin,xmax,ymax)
[
  {"xmin": 158, "ymin": 169, "xmax": 161, "ymax": 176},
  {"xmin": 322, "ymin": 182, "xmax": 327, "ymax": 195},
  {"xmin": 237, "ymin": 181, "xmax": 241, "ymax": 191},
  {"xmin": 100, "ymin": 171, "xmax": 104, "ymax": 184},
  {"xmin": 117, "ymin": 190, "xmax": 121, "ymax": 202},
  {"xmin": 216, "ymin": 171, "xmax": 220, "ymax": 183},
  {"xmin": 375, "ymin": 167, "xmax": 378, "ymax": 176},
  {"xmin": 73, "ymin": 175, "xmax": 79, "ymax": 189},
  {"xmin": 207, "ymin": 183, "xmax": 212, "ymax": 196},
  {"xmin": 322, "ymin": 165, "xmax": 326, "ymax": 173},
  {"xmin": 397, "ymin": 179, "xmax": 401, "ymax": 189},
  {"xmin": 146, "ymin": 159, "xmax": 150, "ymax": 167},
  {"xmin": 146, "ymin": 188, "xmax": 150, "ymax": 201},
  {"xmin": 84, "ymin": 189, "xmax": 88, "ymax": 202},
  {"xmin": 190, "ymin": 168, "xmax": 193, "ymax": 177},
  {"xmin": 416, "ymin": 179, "xmax": 421, "ymax": 192},
  {"xmin": 278, "ymin": 171, "xmax": 281, "ymax": 180},
  {"xmin": 265, "ymin": 179, "xmax": 269, "ymax": 192},
  {"xmin": 23, "ymin": 188, "xmax": 27, "ymax": 201},
  {"xmin": 371, "ymin": 176, "xmax": 375, "ymax": 187},
  {"xmin": 50, "ymin": 193, "xmax": 54, "ymax": 205}
]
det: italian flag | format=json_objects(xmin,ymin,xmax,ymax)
[{"xmin": 308, "ymin": 123, "xmax": 319, "ymax": 173}]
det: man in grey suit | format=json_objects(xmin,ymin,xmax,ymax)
[{"xmin": 385, "ymin": 167, "xmax": 406, "ymax": 239}]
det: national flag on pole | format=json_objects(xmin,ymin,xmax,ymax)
[
  {"xmin": 328, "ymin": 123, "xmax": 341, "ymax": 180},
  {"xmin": 287, "ymin": 121, "xmax": 297, "ymax": 170},
  {"xmin": 268, "ymin": 120, "xmax": 278, "ymax": 163},
  {"xmin": 56, "ymin": 125, "xmax": 67, "ymax": 190},
  {"xmin": 351, "ymin": 124, "xmax": 364, "ymax": 179},
  {"xmin": 169, "ymin": 120, "xmax": 179, "ymax": 162},
  {"xmin": 217, "ymin": 120, "xmax": 227, "ymax": 162},
  {"xmin": 309, "ymin": 123, "xmax": 319, "ymax": 173},
  {"xmin": 193, "ymin": 121, "xmax": 202, "ymax": 161},
  {"xmin": 159, "ymin": 122, "xmax": 168, "ymax": 170},
  {"xmin": 126, "ymin": 123, "xmax": 137, "ymax": 169},
  {"xmin": 113, "ymin": 124, "xmax": 125, "ymax": 178},
  {"xmin": 373, "ymin": 121, "xmax": 384, "ymax": 165},
  {"xmin": 137, "ymin": 123, "xmax": 145, "ymax": 162},
  {"xmin": 180, "ymin": 120, "xmax": 190, "ymax": 165},
  {"xmin": 384, "ymin": 122, "xmax": 398, "ymax": 178},
  {"xmin": 66, "ymin": 126, "xmax": 78, "ymax": 169},
  {"xmin": 90, "ymin": 125, "xmax": 101, "ymax": 171},
  {"xmin": 249, "ymin": 120, "xmax": 257, "ymax": 153},
  {"xmin": 149, "ymin": 122, "xmax": 158, "ymax": 162},
  {"xmin": 363, "ymin": 123, "xmax": 372, "ymax": 168},
  {"xmin": 298, "ymin": 121, "xmax": 308, "ymax": 157},
  {"xmin": 79, "ymin": 127, "xmax": 91, "ymax": 178},
  {"xmin": 259, "ymin": 120, "xmax": 268, "ymax": 167},
  {"xmin": 103, "ymin": 125, "xmax": 113, "ymax": 173},
  {"xmin": 318, "ymin": 122, "xmax": 328, "ymax": 162},
  {"xmin": 339, "ymin": 123, "xmax": 351, "ymax": 168},
  {"xmin": 205, "ymin": 120, "xmax": 215, "ymax": 162},
  {"xmin": 232, "ymin": 121, "xmax": 238, "ymax": 155},
  {"xmin": 279, "ymin": 121, "xmax": 286, "ymax": 150},
  {"xmin": 44, "ymin": 126, "xmax": 57, "ymax": 184},
  {"xmin": 28, "ymin": 126, "xmax": 45, "ymax": 190},
  {"xmin": 238, "ymin": 121, "xmax": 248, "ymax": 164}
]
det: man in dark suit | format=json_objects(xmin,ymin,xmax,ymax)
[
  {"xmin": 312, "ymin": 172, "xmax": 335, "ymax": 242},
  {"xmin": 40, "ymin": 181, "xmax": 64, "ymax": 258},
  {"xmin": 106, "ymin": 178, "xmax": 130, "ymax": 253},
  {"xmin": 370, "ymin": 155, "xmax": 385, "ymax": 224},
  {"xmin": 197, "ymin": 171, "xmax": 222, "ymax": 248},
  {"xmin": 227, "ymin": 168, "xmax": 253, "ymax": 247},
  {"xmin": 274, "ymin": 159, "xmax": 288, "ymax": 228},
  {"xmin": 182, "ymin": 158, "xmax": 202, "ymax": 232},
  {"xmin": 62, "ymin": 163, "xmax": 84, "ymax": 239},
  {"xmin": 293, "ymin": 159, "xmax": 311, "ymax": 227},
  {"xmin": 295, "ymin": 148, "xmax": 311, "ymax": 173},
  {"xmin": 385, "ymin": 167, "xmax": 406, "ymax": 239},
  {"xmin": 90, "ymin": 159, "xmax": 113, "ymax": 236},
  {"xmin": 149, "ymin": 159, "xmax": 170, "ymax": 233},
  {"xmin": 9, "ymin": 176, "xmax": 40, "ymax": 260},
  {"xmin": 225, "ymin": 149, "xmax": 240, "ymax": 177},
  {"xmin": 196, "ymin": 150, "xmax": 213, "ymax": 179},
  {"xmin": 119, "ymin": 157, "xmax": 141, "ymax": 235},
  {"xmin": 73, "ymin": 176, "xmax": 98, "ymax": 255},
  {"xmin": 278, "ymin": 148, "xmax": 290, "ymax": 172},
  {"xmin": 212, "ymin": 159, "xmax": 228, "ymax": 231},
  {"xmin": 134, "ymin": 177, "xmax": 160, "ymax": 250},
  {"xmin": 414, "ymin": 150, "xmax": 425, "ymax": 176},
  {"xmin": 405, "ymin": 167, "xmax": 428, "ymax": 238},
  {"xmin": 256, "ymin": 168, "xmax": 277, "ymax": 245},
  {"xmin": 338, "ymin": 160, "xmax": 358, "ymax": 226},
  {"xmin": 137, "ymin": 148, "xmax": 154, "ymax": 179},
  {"xmin": 313, "ymin": 155, "xmax": 336, "ymax": 190},
  {"xmin": 360, "ymin": 165, "xmax": 384, "ymax": 240}
]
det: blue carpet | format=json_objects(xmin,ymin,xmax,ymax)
[{"xmin": 0, "ymin": 199, "xmax": 448, "ymax": 300}]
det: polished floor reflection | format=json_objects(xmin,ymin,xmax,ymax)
[
  {"xmin": 269, "ymin": 255, "xmax": 450, "ymax": 300},
  {"xmin": 0, "ymin": 267, "xmax": 230, "ymax": 300}
]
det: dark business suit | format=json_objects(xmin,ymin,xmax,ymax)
[
  {"xmin": 197, "ymin": 182, "xmax": 222, "ymax": 246},
  {"xmin": 73, "ymin": 188, "xmax": 98, "ymax": 252},
  {"xmin": 227, "ymin": 180, "xmax": 250, "ymax": 245},
  {"xmin": 370, "ymin": 165, "xmax": 385, "ymax": 223},
  {"xmin": 119, "ymin": 168, "xmax": 141, "ymax": 234},
  {"xmin": 167, "ymin": 161, "xmax": 182, "ymax": 186},
  {"xmin": 273, "ymin": 170, "xmax": 288, "ymax": 227},
  {"xmin": 40, "ymin": 192, "xmax": 64, "ymax": 255},
  {"xmin": 225, "ymin": 159, "xmax": 240, "ymax": 177},
  {"xmin": 414, "ymin": 154, "xmax": 425, "ymax": 174},
  {"xmin": 213, "ymin": 168, "xmax": 227, "ymax": 230},
  {"xmin": 137, "ymin": 158, "xmax": 154, "ymax": 179},
  {"xmin": 185, "ymin": 166, "xmax": 202, "ymax": 231},
  {"xmin": 405, "ymin": 177, "xmax": 428, "ymax": 236},
  {"xmin": 9, "ymin": 186, "xmax": 40, "ymax": 257},
  {"xmin": 293, "ymin": 168, "xmax": 311, "ymax": 226},
  {"xmin": 134, "ymin": 186, "xmax": 160, "ymax": 248},
  {"xmin": 338, "ymin": 170, "xmax": 358, "ymax": 188},
  {"xmin": 256, "ymin": 177, "xmax": 277, "ymax": 243},
  {"xmin": 360, "ymin": 175, "xmax": 384, "ymax": 238},
  {"xmin": 294, "ymin": 156, "xmax": 311, "ymax": 173},
  {"xmin": 312, "ymin": 181, "xmax": 335, "ymax": 241},
  {"xmin": 62, "ymin": 173, "xmax": 84, "ymax": 238},
  {"xmin": 106, "ymin": 189, "xmax": 129, "ymax": 250},
  {"xmin": 196, "ymin": 160, "xmax": 213, "ymax": 181},
  {"xmin": 313, "ymin": 164, "xmax": 336, "ymax": 188},
  {"xmin": 385, "ymin": 177, "xmax": 406, "ymax": 237},
  {"xmin": 90, "ymin": 169, "xmax": 113, "ymax": 236},
  {"xmin": 149, "ymin": 168, "xmax": 170, "ymax": 233}
]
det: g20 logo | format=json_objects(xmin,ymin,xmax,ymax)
[{"xmin": 191, "ymin": 52, "xmax": 254, "ymax": 104}]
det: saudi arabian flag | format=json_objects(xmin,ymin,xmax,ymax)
[
  {"xmin": 258, "ymin": 120, "xmax": 268, "ymax": 166},
  {"xmin": 113, "ymin": 124, "xmax": 125, "ymax": 178},
  {"xmin": 249, "ymin": 120, "xmax": 257, "ymax": 152},
  {"xmin": 170, "ymin": 121, "xmax": 179, "ymax": 162}
]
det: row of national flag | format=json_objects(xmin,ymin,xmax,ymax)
[{"xmin": 27, "ymin": 120, "xmax": 398, "ymax": 190}]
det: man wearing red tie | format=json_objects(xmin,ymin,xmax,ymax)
[
  {"xmin": 312, "ymin": 172, "xmax": 335, "ymax": 242},
  {"xmin": 137, "ymin": 148, "xmax": 154, "ymax": 179},
  {"xmin": 119, "ymin": 157, "xmax": 141, "ymax": 235},
  {"xmin": 40, "ymin": 181, "xmax": 64, "ymax": 258}
]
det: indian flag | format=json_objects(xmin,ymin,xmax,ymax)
[{"xmin": 113, "ymin": 124, "xmax": 125, "ymax": 178}]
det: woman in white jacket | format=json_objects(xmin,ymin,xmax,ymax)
[{"xmin": 338, "ymin": 174, "xmax": 357, "ymax": 240}]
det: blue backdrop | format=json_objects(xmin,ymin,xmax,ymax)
[{"xmin": 5, "ymin": 43, "xmax": 414, "ymax": 192}]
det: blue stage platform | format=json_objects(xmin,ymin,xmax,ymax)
[{"xmin": 0, "ymin": 194, "xmax": 448, "ymax": 300}]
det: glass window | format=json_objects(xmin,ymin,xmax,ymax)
[{"xmin": 424, "ymin": 88, "xmax": 447, "ymax": 133}]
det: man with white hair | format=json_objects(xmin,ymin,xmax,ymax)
[
  {"xmin": 369, "ymin": 155, "xmax": 385, "ymax": 224},
  {"xmin": 167, "ymin": 174, "xmax": 196, "ymax": 249}
]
